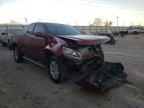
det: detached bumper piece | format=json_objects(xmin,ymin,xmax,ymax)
[{"xmin": 75, "ymin": 61, "xmax": 128, "ymax": 93}]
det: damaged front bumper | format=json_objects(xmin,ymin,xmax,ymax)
[{"xmin": 75, "ymin": 61, "xmax": 128, "ymax": 93}]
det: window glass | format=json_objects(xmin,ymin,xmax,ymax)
[
  {"xmin": 26, "ymin": 24, "xmax": 35, "ymax": 34},
  {"xmin": 34, "ymin": 24, "xmax": 45, "ymax": 35}
]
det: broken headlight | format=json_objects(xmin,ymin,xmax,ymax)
[{"xmin": 62, "ymin": 46, "xmax": 81, "ymax": 60}]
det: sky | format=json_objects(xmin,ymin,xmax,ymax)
[{"xmin": 0, "ymin": 0, "xmax": 144, "ymax": 26}]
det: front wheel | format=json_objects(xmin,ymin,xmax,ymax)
[
  {"xmin": 13, "ymin": 46, "xmax": 23, "ymax": 63},
  {"xmin": 48, "ymin": 56, "xmax": 68, "ymax": 83}
]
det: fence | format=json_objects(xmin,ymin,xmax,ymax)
[
  {"xmin": 1, "ymin": 24, "xmax": 140, "ymax": 34},
  {"xmin": 0, "ymin": 25, "xmax": 26, "ymax": 33},
  {"xmin": 74, "ymin": 26, "xmax": 129, "ymax": 34}
]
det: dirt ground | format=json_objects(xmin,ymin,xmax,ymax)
[{"xmin": 0, "ymin": 34, "xmax": 144, "ymax": 108}]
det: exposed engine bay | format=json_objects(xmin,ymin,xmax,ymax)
[{"xmin": 78, "ymin": 45, "xmax": 104, "ymax": 59}]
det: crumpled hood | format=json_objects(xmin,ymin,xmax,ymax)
[{"xmin": 57, "ymin": 35, "xmax": 110, "ymax": 45}]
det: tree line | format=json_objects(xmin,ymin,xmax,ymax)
[{"xmin": 90, "ymin": 18, "xmax": 113, "ymax": 27}]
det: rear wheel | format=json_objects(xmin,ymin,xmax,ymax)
[
  {"xmin": 48, "ymin": 56, "xmax": 68, "ymax": 83},
  {"xmin": 13, "ymin": 46, "xmax": 23, "ymax": 63}
]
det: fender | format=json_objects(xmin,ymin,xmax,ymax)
[{"xmin": 45, "ymin": 36, "xmax": 68, "ymax": 56}]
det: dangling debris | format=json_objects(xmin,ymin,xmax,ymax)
[{"xmin": 75, "ymin": 61, "xmax": 128, "ymax": 93}]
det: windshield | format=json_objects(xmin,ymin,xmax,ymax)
[
  {"xmin": 46, "ymin": 23, "xmax": 81, "ymax": 35},
  {"xmin": 8, "ymin": 29, "xmax": 24, "ymax": 34}
]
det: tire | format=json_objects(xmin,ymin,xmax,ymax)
[
  {"xmin": 13, "ymin": 46, "xmax": 23, "ymax": 63},
  {"xmin": 133, "ymin": 31, "xmax": 138, "ymax": 34},
  {"xmin": 48, "ymin": 56, "xmax": 68, "ymax": 83}
]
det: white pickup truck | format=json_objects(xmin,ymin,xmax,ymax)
[
  {"xmin": 127, "ymin": 27, "xmax": 144, "ymax": 34},
  {"xmin": 0, "ymin": 28, "xmax": 24, "ymax": 49},
  {"xmin": 128, "ymin": 28, "xmax": 140, "ymax": 34}
]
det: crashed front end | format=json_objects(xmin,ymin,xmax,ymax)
[{"xmin": 60, "ymin": 38, "xmax": 127, "ymax": 93}]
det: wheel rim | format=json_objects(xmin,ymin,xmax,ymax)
[
  {"xmin": 50, "ymin": 61, "xmax": 59, "ymax": 79},
  {"xmin": 14, "ymin": 48, "xmax": 18, "ymax": 60}
]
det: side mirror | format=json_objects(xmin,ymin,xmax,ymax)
[{"xmin": 35, "ymin": 32, "xmax": 45, "ymax": 38}]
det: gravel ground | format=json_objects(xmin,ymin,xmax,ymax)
[{"xmin": 0, "ymin": 34, "xmax": 144, "ymax": 108}]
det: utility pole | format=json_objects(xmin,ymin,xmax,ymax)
[
  {"xmin": 116, "ymin": 16, "xmax": 119, "ymax": 27},
  {"xmin": 24, "ymin": 18, "xmax": 27, "ymax": 25},
  {"xmin": 116, "ymin": 17, "xmax": 119, "ymax": 33}
]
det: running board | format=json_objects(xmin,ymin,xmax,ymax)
[{"xmin": 23, "ymin": 56, "xmax": 46, "ymax": 68}]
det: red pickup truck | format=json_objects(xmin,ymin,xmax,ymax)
[{"xmin": 12, "ymin": 22, "xmax": 110, "ymax": 83}]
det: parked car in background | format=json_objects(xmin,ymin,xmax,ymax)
[
  {"xmin": 127, "ymin": 26, "xmax": 143, "ymax": 34},
  {"xmin": 97, "ymin": 30, "xmax": 116, "ymax": 45},
  {"xmin": 0, "ymin": 28, "xmax": 24, "ymax": 49},
  {"xmin": 128, "ymin": 28, "xmax": 139, "ymax": 34},
  {"xmin": 80, "ymin": 31, "xmax": 90, "ymax": 35},
  {"xmin": 138, "ymin": 27, "xmax": 144, "ymax": 33},
  {"xmin": 11, "ymin": 22, "xmax": 110, "ymax": 83}
]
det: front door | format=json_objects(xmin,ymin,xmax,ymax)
[{"xmin": 31, "ymin": 24, "xmax": 47, "ymax": 63}]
